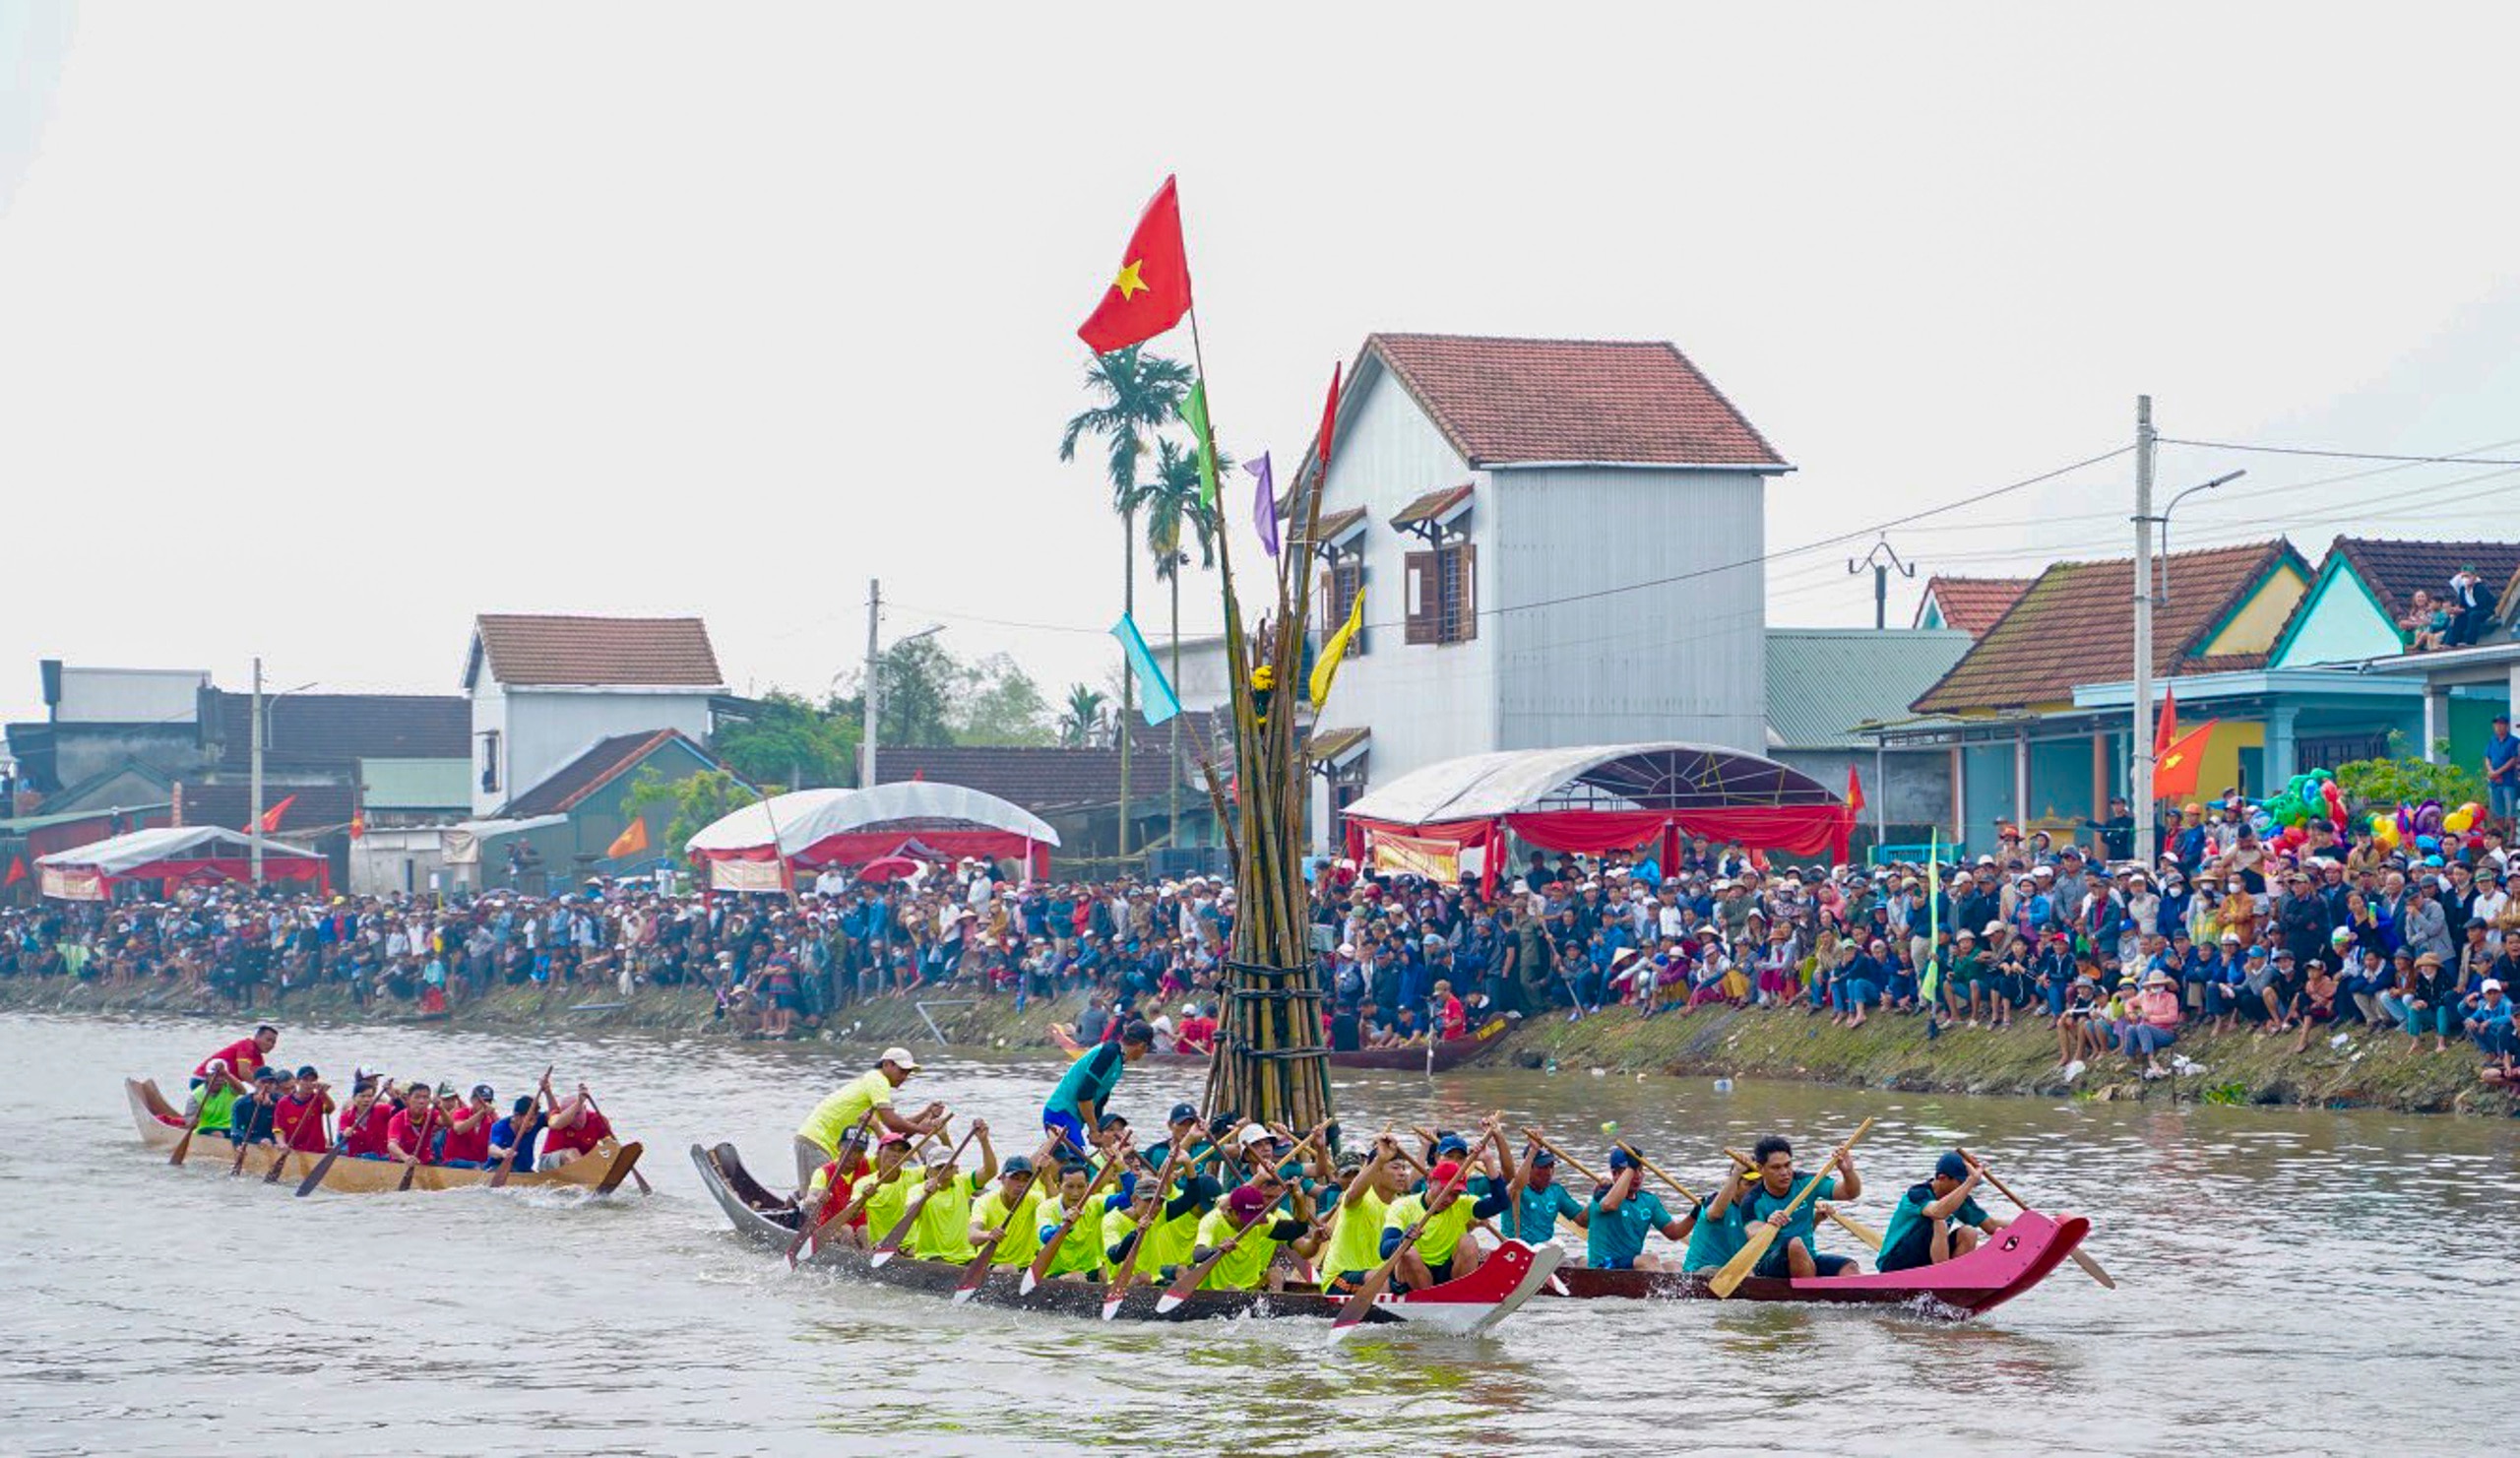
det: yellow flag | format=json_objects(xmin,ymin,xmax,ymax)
[{"xmin": 1309, "ymin": 587, "xmax": 1365, "ymax": 708}]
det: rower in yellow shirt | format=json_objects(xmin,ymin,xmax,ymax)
[
  {"xmin": 904, "ymin": 1120, "xmax": 996, "ymax": 1261},
  {"xmin": 1319, "ymin": 1135, "xmax": 1412, "ymax": 1292},
  {"xmin": 969, "ymin": 1154, "xmax": 1047, "ymax": 1267},
  {"xmin": 1191, "ymin": 1173, "xmax": 1322, "ymax": 1292}
]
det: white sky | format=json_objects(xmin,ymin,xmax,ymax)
[{"xmin": 4, "ymin": 4, "xmax": 2519, "ymax": 728}]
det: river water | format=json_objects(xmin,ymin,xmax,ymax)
[{"xmin": 8, "ymin": 1011, "xmax": 2514, "ymax": 1457}]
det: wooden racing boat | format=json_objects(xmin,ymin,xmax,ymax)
[
  {"xmin": 1543, "ymin": 1210, "xmax": 2091, "ymax": 1317},
  {"xmin": 129, "ymin": 1077, "xmax": 645, "ymax": 1197},
  {"xmin": 692, "ymin": 1141, "xmax": 1558, "ymax": 1335},
  {"xmin": 1049, "ymin": 1015, "xmax": 1509, "ymax": 1073}
]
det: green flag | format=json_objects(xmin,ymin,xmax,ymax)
[
  {"xmin": 1920, "ymin": 830, "xmax": 1942, "ymax": 1008},
  {"xmin": 1177, "ymin": 380, "xmax": 1220, "ymax": 508}
]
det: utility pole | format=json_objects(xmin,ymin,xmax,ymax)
[
  {"xmin": 1848, "ymin": 539, "xmax": 1917, "ymax": 630},
  {"xmin": 249, "ymin": 656, "xmax": 265, "ymax": 886},
  {"xmin": 859, "ymin": 579, "xmax": 881, "ymax": 790},
  {"xmin": 2130, "ymin": 396, "xmax": 2157, "ymax": 868}
]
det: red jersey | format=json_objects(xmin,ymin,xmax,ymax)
[
  {"xmin": 546, "ymin": 1107, "xmax": 612, "ymax": 1157},
  {"xmin": 1174, "ymin": 1016, "xmax": 1218, "ymax": 1054},
  {"xmin": 812, "ymin": 1155, "xmax": 875, "ymax": 1229},
  {"xmin": 438, "ymin": 1108, "xmax": 493, "ymax": 1164},
  {"xmin": 1437, "ymin": 996, "xmax": 1467, "ymax": 1040},
  {"xmin": 276, "ymin": 1094, "xmax": 333, "ymax": 1152},
  {"xmin": 194, "ymin": 1036, "xmax": 266, "ymax": 1081},
  {"xmin": 339, "ymin": 1102, "xmax": 394, "ymax": 1158},
  {"xmin": 386, "ymin": 1108, "xmax": 443, "ymax": 1163}
]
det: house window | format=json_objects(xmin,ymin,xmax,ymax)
[
  {"xmin": 1322, "ymin": 555, "xmax": 1367, "ymax": 658},
  {"xmin": 479, "ymin": 730, "xmax": 501, "ymax": 794},
  {"xmin": 1405, "ymin": 542, "xmax": 1477, "ymax": 645}
]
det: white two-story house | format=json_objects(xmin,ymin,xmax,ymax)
[
  {"xmin": 1291, "ymin": 333, "xmax": 1791, "ymax": 850},
  {"xmin": 462, "ymin": 613, "xmax": 727, "ymax": 816}
]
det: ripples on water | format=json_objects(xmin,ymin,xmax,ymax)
[{"xmin": 5, "ymin": 1011, "xmax": 2514, "ymax": 1456}]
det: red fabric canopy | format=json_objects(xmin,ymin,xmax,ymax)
[{"xmin": 1349, "ymin": 804, "xmax": 1853, "ymax": 892}]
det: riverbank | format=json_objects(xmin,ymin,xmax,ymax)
[{"xmin": 9, "ymin": 974, "xmax": 2510, "ymax": 1117}]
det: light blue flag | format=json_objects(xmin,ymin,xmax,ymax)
[{"xmin": 1110, "ymin": 613, "xmax": 1180, "ymax": 727}]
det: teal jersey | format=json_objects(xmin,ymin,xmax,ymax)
[
  {"xmin": 1506, "ymin": 1180, "xmax": 1585, "ymax": 1244},
  {"xmin": 1585, "ymin": 1183, "xmax": 1672, "ymax": 1268},
  {"xmin": 1877, "ymin": 1182, "xmax": 1989, "ymax": 1270},
  {"xmin": 1047, "ymin": 1044, "xmax": 1126, "ymax": 1120},
  {"xmin": 1741, "ymin": 1173, "xmax": 1836, "ymax": 1251},
  {"xmin": 1681, "ymin": 1198, "xmax": 1747, "ymax": 1271}
]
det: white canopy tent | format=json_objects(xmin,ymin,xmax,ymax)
[
  {"xmin": 684, "ymin": 782, "xmax": 1060, "ymax": 887},
  {"xmin": 37, "ymin": 825, "xmax": 332, "ymax": 899}
]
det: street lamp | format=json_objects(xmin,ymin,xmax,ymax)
[
  {"xmin": 2130, "ymin": 462, "xmax": 2244, "ymax": 867},
  {"xmin": 247, "ymin": 661, "xmax": 319, "ymax": 886},
  {"xmin": 2154, "ymin": 470, "xmax": 2246, "ymax": 604}
]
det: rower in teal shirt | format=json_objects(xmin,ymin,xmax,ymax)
[
  {"xmin": 1877, "ymin": 1151, "xmax": 2006, "ymax": 1272},
  {"xmin": 1504, "ymin": 1150, "xmax": 1589, "ymax": 1244},
  {"xmin": 1040, "ymin": 1020, "xmax": 1152, "ymax": 1151},
  {"xmin": 1585, "ymin": 1146, "xmax": 1691, "ymax": 1270},
  {"xmin": 1739, "ymin": 1133, "xmax": 1861, "ymax": 1279},
  {"xmin": 1682, "ymin": 1168, "xmax": 1752, "ymax": 1272}
]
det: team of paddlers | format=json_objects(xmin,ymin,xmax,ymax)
[
  {"xmin": 175, "ymin": 1023, "xmax": 619, "ymax": 1173},
  {"xmin": 787, "ymin": 1044, "xmax": 2014, "ymax": 1295}
]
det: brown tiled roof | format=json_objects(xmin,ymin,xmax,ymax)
[
  {"xmin": 873, "ymin": 744, "xmax": 1195, "ymax": 815},
  {"xmin": 1306, "ymin": 726, "xmax": 1370, "ymax": 763},
  {"xmin": 1286, "ymin": 505, "xmax": 1366, "ymax": 551},
  {"xmin": 1360, "ymin": 334, "xmax": 1786, "ymax": 470},
  {"xmin": 1917, "ymin": 576, "xmax": 2033, "ymax": 637},
  {"xmin": 1390, "ymin": 483, "xmax": 1474, "ymax": 531},
  {"xmin": 172, "ymin": 781, "xmax": 357, "ymax": 836},
  {"xmin": 471, "ymin": 614, "xmax": 723, "ymax": 688},
  {"xmin": 2326, "ymin": 538, "xmax": 2520, "ymax": 623},
  {"xmin": 498, "ymin": 729, "xmax": 719, "ymax": 818},
  {"xmin": 1124, "ymin": 710, "xmax": 1226, "ymax": 764},
  {"xmin": 1912, "ymin": 541, "xmax": 2305, "ymax": 715},
  {"xmin": 204, "ymin": 691, "xmax": 468, "ymax": 772}
]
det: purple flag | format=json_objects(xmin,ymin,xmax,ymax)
[{"xmin": 1247, "ymin": 452, "xmax": 1279, "ymax": 557}]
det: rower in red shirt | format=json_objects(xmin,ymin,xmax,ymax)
[
  {"xmin": 437, "ymin": 1084, "xmax": 500, "ymax": 1168},
  {"xmin": 386, "ymin": 1081, "xmax": 445, "ymax": 1165},
  {"xmin": 275, "ymin": 1067, "xmax": 335, "ymax": 1152},
  {"xmin": 337, "ymin": 1082, "xmax": 396, "ymax": 1159},
  {"xmin": 1432, "ymin": 980, "xmax": 1468, "ymax": 1040},
  {"xmin": 1174, "ymin": 1002, "xmax": 1219, "ymax": 1056},
  {"xmin": 536, "ymin": 1084, "xmax": 612, "ymax": 1170},
  {"xmin": 193, "ymin": 1025, "xmax": 279, "ymax": 1086}
]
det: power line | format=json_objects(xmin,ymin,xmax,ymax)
[{"xmin": 2157, "ymin": 437, "xmax": 2520, "ymax": 467}]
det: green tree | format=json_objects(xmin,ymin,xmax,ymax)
[
  {"xmin": 1058, "ymin": 683, "xmax": 1108, "ymax": 748},
  {"xmin": 1140, "ymin": 434, "xmax": 1228, "ymax": 848},
  {"xmin": 1059, "ymin": 345, "xmax": 1193, "ymax": 857},
  {"xmin": 954, "ymin": 654, "xmax": 1054, "ymax": 745},
  {"xmin": 870, "ymin": 635, "xmax": 961, "ymax": 749},
  {"xmin": 621, "ymin": 766, "xmax": 759, "ymax": 863},
  {"xmin": 2333, "ymin": 733, "xmax": 2487, "ymax": 817},
  {"xmin": 711, "ymin": 690, "xmax": 858, "ymax": 789}
]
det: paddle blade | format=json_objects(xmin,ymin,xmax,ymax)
[
  {"xmin": 1710, "ymin": 1226, "xmax": 1777, "ymax": 1300},
  {"xmin": 1331, "ymin": 1269, "xmax": 1389, "ymax": 1330},
  {"xmin": 168, "ymin": 1129, "xmax": 196, "ymax": 1167},
  {"xmin": 1155, "ymin": 1293, "xmax": 1185, "ymax": 1314},
  {"xmin": 868, "ymin": 1249, "xmax": 897, "ymax": 1270},
  {"xmin": 293, "ymin": 1152, "xmax": 341, "ymax": 1198},
  {"xmin": 1019, "ymin": 1269, "xmax": 1040, "ymax": 1297},
  {"xmin": 264, "ymin": 1148, "xmax": 291, "ymax": 1184},
  {"xmin": 2069, "ymin": 1247, "xmax": 2117, "ymax": 1290},
  {"xmin": 1099, "ymin": 1290, "xmax": 1126, "ymax": 1321}
]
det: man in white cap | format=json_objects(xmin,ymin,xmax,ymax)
[{"xmin": 794, "ymin": 1046, "xmax": 944, "ymax": 1186}]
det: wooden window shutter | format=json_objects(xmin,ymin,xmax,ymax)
[
  {"xmin": 1404, "ymin": 550, "xmax": 1437, "ymax": 645},
  {"xmin": 1317, "ymin": 567, "xmax": 1336, "ymax": 637},
  {"xmin": 1446, "ymin": 542, "xmax": 1477, "ymax": 642},
  {"xmin": 1335, "ymin": 557, "xmax": 1367, "ymax": 658}
]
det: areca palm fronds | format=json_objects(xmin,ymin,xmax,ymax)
[{"xmin": 1057, "ymin": 346, "xmax": 1194, "ymax": 508}]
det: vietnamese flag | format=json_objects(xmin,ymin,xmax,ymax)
[
  {"xmin": 348, "ymin": 808, "xmax": 365, "ymax": 841},
  {"xmin": 1077, "ymin": 176, "xmax": 1192, "ymax": 354},
  {"xmin": 1845, "ymin": 765, "xmax": 1865, "ymax": 813},
  {"xmin": 2153, "ymin": 685, "xmax": 2177, "ymax": 757},
  {"xmin": 257, "ymin": 794, "xmax": 298, "ymax": 833},
  {"xmin": 606, "ymin": 819, "xmax": 650, "ymax": 858},
  {"xmin": 3, "ymin": 856, "xmax": 23, "ymax": 887},
  {"xmin": 2153, "ymin": 721, "xmax": 2220, "ymax": 801}
]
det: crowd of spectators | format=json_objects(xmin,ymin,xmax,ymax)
[{"xmin": 6, "ymin": 795, "xmax": 2517, "ymax": 1092}]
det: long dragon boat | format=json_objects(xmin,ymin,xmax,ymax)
[
  {"xmin": 1544, "ymin": 1210, "xmax": 2091, "ymax": 1316},
  {"xmin": 692, "ymin": 1141, "xmax": 1557, "ymax": 1335},
  {"xmin": 129, "ymin": 1077, "xmax": 644, "ymax": 1196}
]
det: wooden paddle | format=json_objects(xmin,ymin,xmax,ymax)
[
  {"xmin": 1709, "ymin": 1117, "xmax": 1873, "ymax": 1300},
  {"xmin": 294, "ymin": 1092, "xmax": 370, "ymax": 1198},
  {"xmin": 1726, "ymin": 1146, "xmax": 1882, "ymax": 1251},
  {"xmin": 1022, "ymin": 1148, "xmax": 1123, "ymax": 1297},
  {"xmin": 789, "ymin": 1116, "xmax": 951, "ymax": 1268},
  {"xmin": 782, "ymin": 1107, "xmax": 883, "ymax": 1267},
  {"xmin": 868, "ymin": 1127, "xmax": 979, "ymax": 1269},
  {"xmin": 489, "ymin": 1070, "xmax": 555, "ymax": 1191},
  {"xmin": 581, "ymin": 1089, "xmax": 653, "ymax": 1194},
  {"xmin": 169, "ymin": 1070, "xmax": 231, "ymax": 1167},
  {"xmin": 1520, "ymin": 1127, "xmax": 1604, "ymax": 1185},
  {"xmin": 1100, "ymin": 1135, "xmax": 1195, "ymax": 1320},
  {"xmin": 1959, "ymin": 1147, "xmax": 2115, "ymax": 1290},
  {"xmin": 1330, "ymin": 1124, "xmax": 1489, "ymax": 1334},
  {"xmin": 228, "ymin": 1088, "xmax": 270, "ymax": 1176},
  {"xmin": 396, "ymin": 1104, "xmax": 441, "ymax": 1193},
  {"xmin": 1158, "ymin": 1201, "xmax": 1275, "ymax": 1314}
]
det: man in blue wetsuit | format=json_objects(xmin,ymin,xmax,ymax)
[{"xmin": 1042, "ymin": 1019, "xmax": 1153, "ymax": 1154}]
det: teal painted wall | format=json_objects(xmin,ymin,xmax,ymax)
[
  {"xmin": 2274, "ymin": 566, "xmax": 2402, "ymax": 667},
  {"xmin": 1962, "ymin": 744, "xmax": 2014, "ymax": 844}
]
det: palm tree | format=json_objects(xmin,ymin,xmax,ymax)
[
  {"xmin": 1143, "ymin": 436, "xmax": 1228, "ymax": 850},
  {"xmin": 1059, "ymin": 345, "xmax": 1193, "ymax": 860},
  {"xmin": 1058, "ymin": 683, "xmax": 1108, "ymax": 749}
]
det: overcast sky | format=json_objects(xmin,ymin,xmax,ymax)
[{"xmin": 4, "ymin": 4, "xmax": 2518, "ymax": 729}]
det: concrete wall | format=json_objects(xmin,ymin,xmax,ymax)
[
  {"xmin": 54, "ymin": 666, "xmax": 207, "ymax": 724},
  {"xmin": 2273, "ymin": 568, "xmax": 2402, "ymax": 667},
  {"xmin": 1777, "ymin": 747, "xmax": 1952, "ymax": 837},
  {"xmin": 487, "ymin": 689, "xmax": 712, "ymax": 812},
  {"xmin": 1493, "ymin": 466, "xmax": 1766, "ymax": 754},
  {"xmin": 469, "ymin": 680, "xmax": 507, "ymax": 815}
]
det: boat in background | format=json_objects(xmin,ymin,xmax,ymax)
[{"xmin": 128, "ymin": 1077, "xmax": 644, "ymax": 1197}]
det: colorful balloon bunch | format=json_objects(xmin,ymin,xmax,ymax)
[
  {"xmin": 2259, "ymin": 768, "xmax": 2346, "ymax": 853},
  {"xmin": 2366, "ymin": 797, "xmax": 2488, "ymax": 858}
]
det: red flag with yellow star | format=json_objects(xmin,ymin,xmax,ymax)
[
  {"xmin": 2153, "ymin": 720, "xmax": 2219, "ymax": 801},
  {"xmin": 1078, "ymin": 176, "xmax": 1191, "ymax": 354}
]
